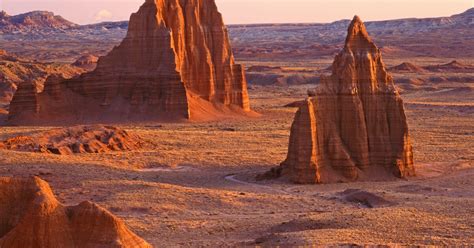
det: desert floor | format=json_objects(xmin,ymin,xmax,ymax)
[{"xmin": 0, "ymin": 72, "xmax": 473, "ymax": 246}]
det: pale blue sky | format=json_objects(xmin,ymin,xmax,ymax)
[{"xmin": 1, "ymin": 0, "xmax": 472, "ymax": 24}]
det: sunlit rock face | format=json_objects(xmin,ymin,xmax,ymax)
[
  {"xmin": 8, "ymin": 0, "xmax": 250, "ymax": 125},
  {"xmin": 279, "ymin": 16, "xmax": 415, "ymax": 184},
  {"xmin": 0, "ymin": 177, "xmax": 151, "ymax": 247}
]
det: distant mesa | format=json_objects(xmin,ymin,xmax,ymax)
[
  {"xmin": 0, "ymin": 177, "xmax": 151, "ymax": 247},
  {"xmin": 424, "ymin": 60, "xmax": 474, "ymax": 72},
  {"xmin": 7, "ymin": 0, "xmax": 252, "ymax": 125},
  {"xmin": 260, "ymin": 16, "xmax": 415, "ymax": 184},
  {"xmin": 0, "ymin": 11, "xmax": 77, "ymax": 33},
  {"xmin": 390, "ymin": 62, "xmax": 426, "ymax": 73},
  {"xmin": 1, "ymin": 125, "xmax": 143, "ymax": 155}
]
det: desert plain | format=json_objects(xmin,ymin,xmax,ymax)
[{"xmin": 1, "ymin": 76, "xmax": 473, "ymax": 246}]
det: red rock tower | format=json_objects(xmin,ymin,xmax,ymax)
[
  {"xmin": 8, "ymin": 0, "xmax": 250, "ymax": 124},
  {"xmin": 277, "ymin": 16, "xmax": 415, "ymax": 184}
]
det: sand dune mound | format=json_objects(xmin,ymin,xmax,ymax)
[
  {"xmin": 390, "ymin": 62, "xmax": 426, "ymax": 73},
  {"xmin": 0, "ymin": 177, "xmax": 151, "ymax": 247},
  {"xmin": 1, "ymin": 125, "xmax": 143, "ymax": 155}
]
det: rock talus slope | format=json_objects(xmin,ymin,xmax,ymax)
[
  {"xmin": 8, "ymin": 0, "xmax": 250, "ymax": 124},
  {"xmin": 0, "ymin": 177, "xmax": 151, "ymax": 247},
  {"xmin": 278, "ymin": 16, "xmax": 415, "ymax": 184}
]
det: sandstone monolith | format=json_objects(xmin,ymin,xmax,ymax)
[
  {"xmin": 271, "ymin": 16, "xmax": 415, "ymax": 184},
  {"xmin": 8, "ymin": 0, "xmax": 250, "ymax": 124}
]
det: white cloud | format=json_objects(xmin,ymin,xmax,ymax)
[{"xmin": 94, "ymin": 9, "xmax": 113, "ymax": 21}]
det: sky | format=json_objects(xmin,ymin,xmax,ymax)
[{"xmin": 1, "ymin": 0, "xmax": 473, "ymax": 25}]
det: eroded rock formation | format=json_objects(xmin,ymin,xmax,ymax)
[
  {"xmin": 1, "ymin": 125, "xmax": 143, "ymax": 155},
  {"xmin": 8, "ymin": 0, "xmax": 250, "ymax": 124},
  {"xmin": 72, "ymin": 55, "xmax": 99, "ymax": 71},
  {"xmin": 272, "ymin": 16, "xmax": 415, "ymax": 184},
  {"xmin": 0, "ymin": 49, "xmax": 83, "ymax": 107},
  {"xmin": 0, "ymin": 177, "xmax": 151, "ymax": 247}
]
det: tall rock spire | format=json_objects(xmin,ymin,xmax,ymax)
[
  {"xmin": 344, "ymin": 15, "xmax": 375, "ymax": 51},
  {"xmin": 272, "ymin": 16, "xmax": 415, "ymax": 184},
  {"xmin": 8, "ymin": 0, "xmax": 250, "ymax": 125}
]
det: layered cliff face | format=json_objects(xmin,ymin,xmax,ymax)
[
  {"xmin": 279, "ymin": 16, "xmax": 415, "ymax": 184},
  {"xmin": 8, "ymin": 0, "xmax": 250, "ymax": 124},
  {"xmin": 0, "ymin": 177, "xmax": 151, "ymax": 247}
]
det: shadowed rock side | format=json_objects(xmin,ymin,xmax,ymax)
[
  {"xmin": 0, "ymin": 177, "xmax": 151, "ymax": 247},
  {"xmin": 8, "ymin": 0, "xmax": 250, "ymax": 125},
  {"xmin": 1, "ymin": 125, "xmax": 143, "ymax": 155},
  {"xmin": 272, "ymin": 16, "xmax": 415, "ymax": 184}
]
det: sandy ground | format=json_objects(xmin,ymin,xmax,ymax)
[{"xmin": 0, "ymin": 84, "xmax": 473, "ymax": 246}]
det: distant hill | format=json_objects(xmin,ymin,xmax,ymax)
[{"xmin": 0, "ymin": 11, "xmax": 77, "ymax": 33}]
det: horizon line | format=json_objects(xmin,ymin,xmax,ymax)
[{"xmin": 2, "ymin": 7, "xmax": 471, "ymax": 26}]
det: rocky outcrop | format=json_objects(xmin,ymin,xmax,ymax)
[
  {"xmin": 7, "ymin": 82, "xmax": 39, "ymax": 119},
  {"xmin": 272, "ymin": 16, "xmax": 415, "ymax": 184},
  {"xmin": 1, "ymin": 125, "xmax": 143, "ymax": 155},
  {"xmin": 338, "ymin": 189, "xmax": 394, "ymax": 208},
  {"xmin": 0, "ymin": 177, "xmax": 151, "ymax": 247},
  {"xmin": 390, "ymin": 62, "xmax": 426, "ymax": 73},
  {"xmin": 0, "ymin": 50, "xmax": 84, "ymax": 108},
  {"xmin": 8, "ymin": 0, "xmax": 251, "ymax": 125},
  {"xmin": 72, "ymin": 55, "xmax": 99, "ymax": 71}
]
